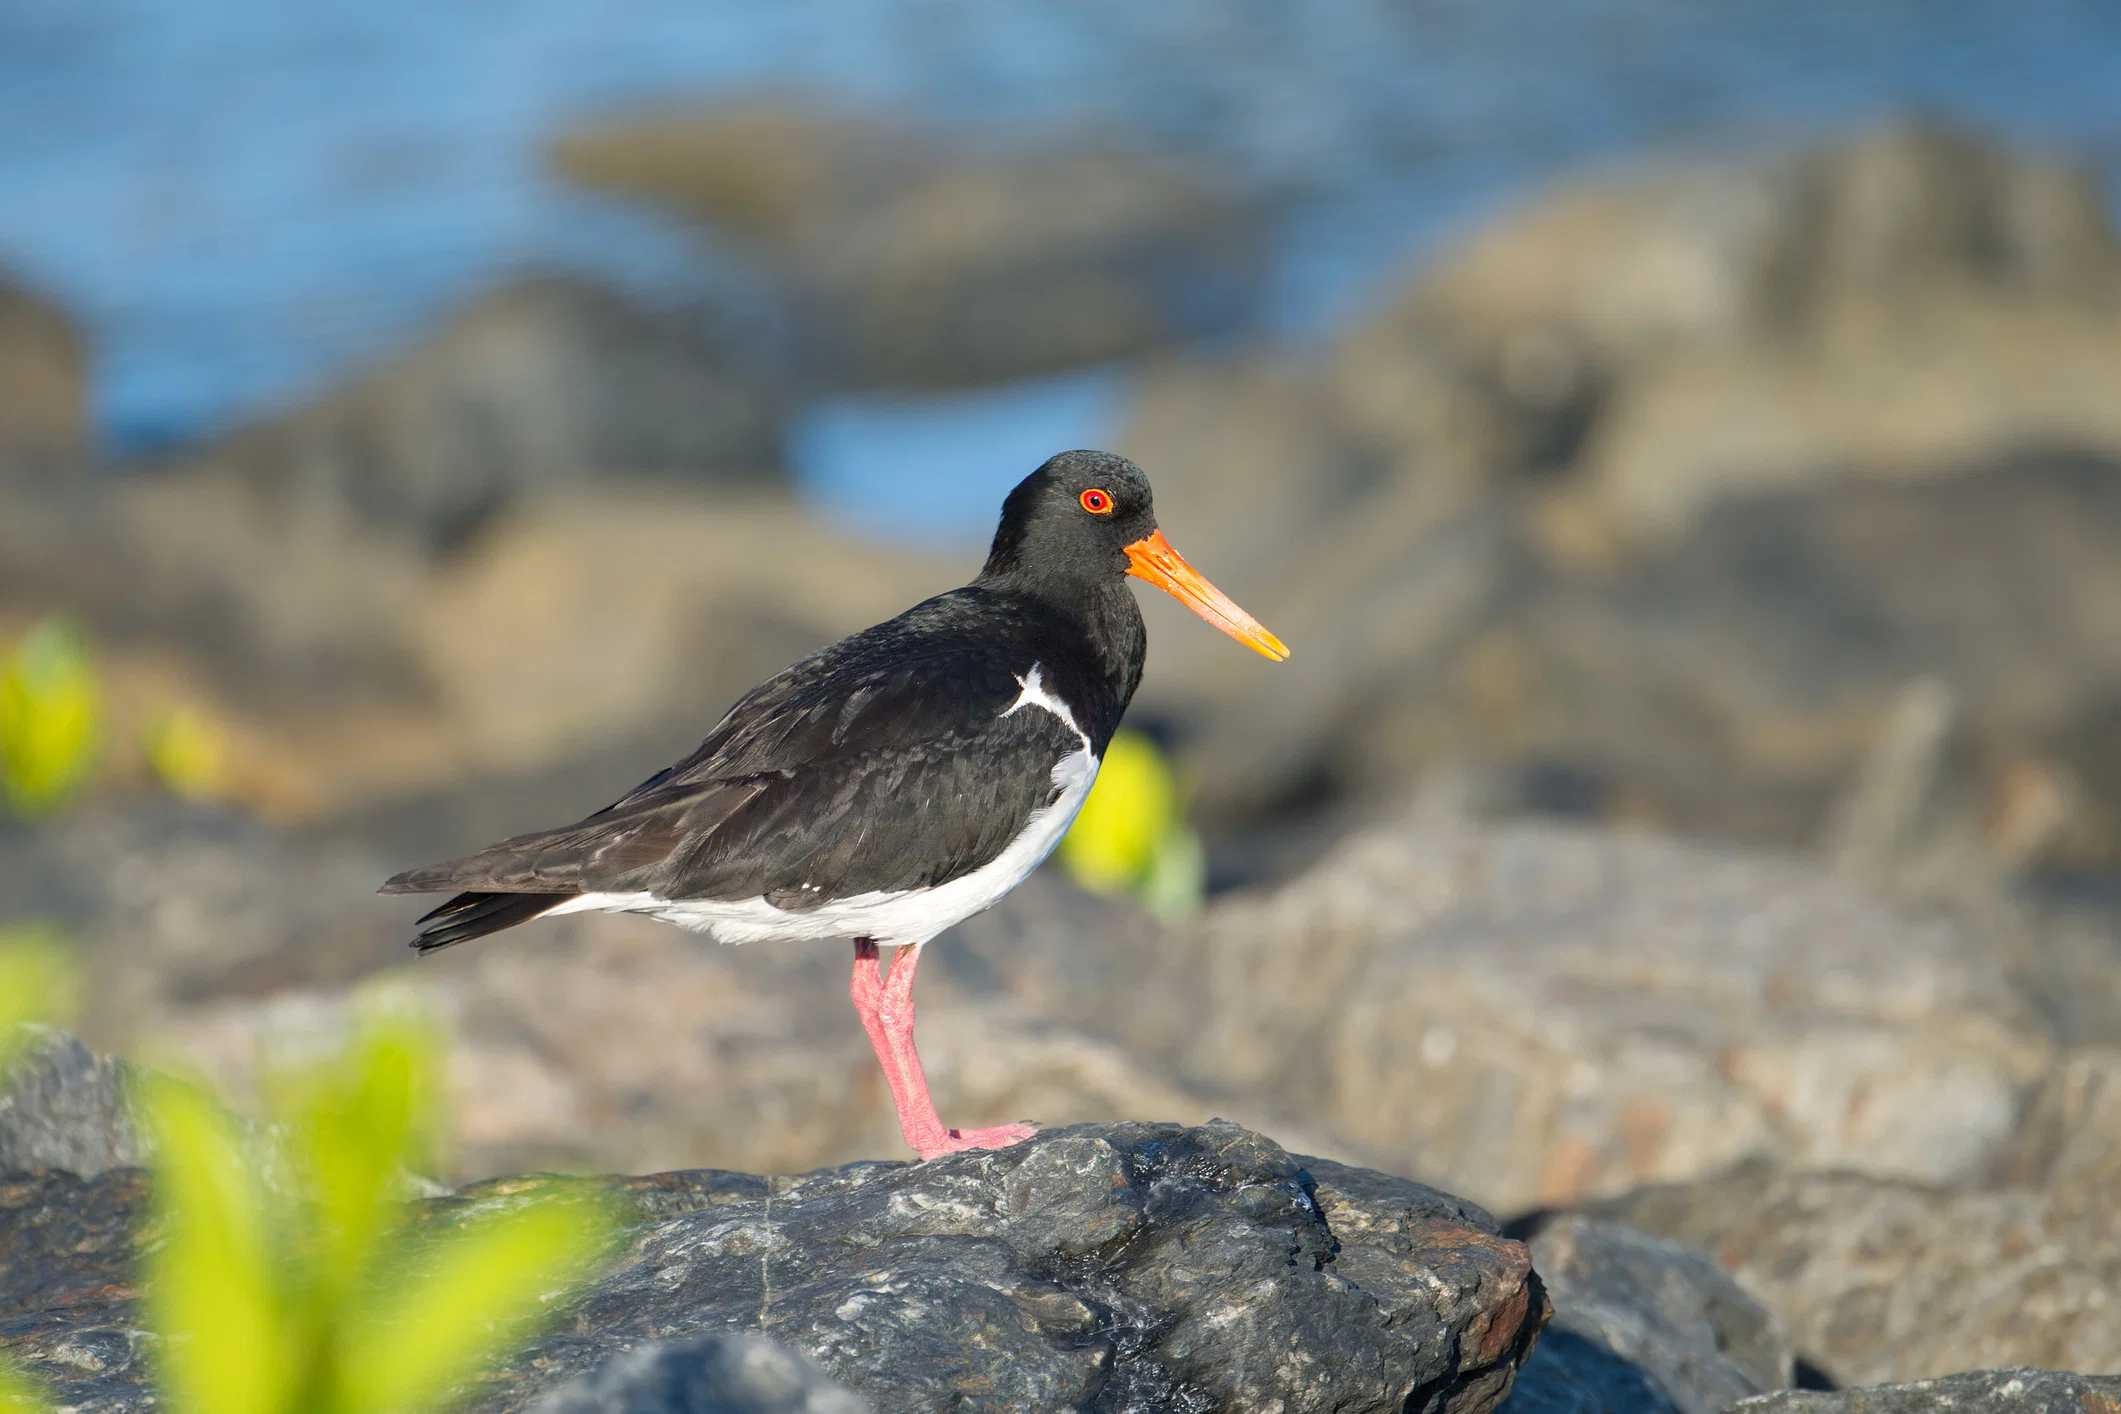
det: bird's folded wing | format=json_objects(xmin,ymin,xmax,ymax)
[
  {"xmin": 381, "ymin": 617, "xmax": 1090, "ymax": 904},
  {"xmin": 377, "ymin": 777, "xmax": 772, "ymax": 895}
]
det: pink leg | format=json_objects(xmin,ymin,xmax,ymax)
[{"xmin": 847, "ymin": 939, "xmax": 1035, "ymax": 1160}]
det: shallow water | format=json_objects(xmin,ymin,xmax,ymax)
[{"xmin": 3, "ymin": 0, "xmax": 2118, "ymax": 531}]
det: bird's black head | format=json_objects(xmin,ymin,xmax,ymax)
[
  {"xmin": 982, "ymin": 450, "xmax": 1155, "ymax": 583},
  {"xmin": 979, "ymin": 449, "xmax": 1288, "ymax": 661}
]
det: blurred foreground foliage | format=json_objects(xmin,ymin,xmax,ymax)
[
  {"xmin": 1060, "ymin": 729, "xmax": 1205, "ymax": 918},
  {"xmin": 145, "ymin": 1014, "xmax": 618, "ymax": 1413},
  {"xmin": 0, "ymin": 616, "xmax": 253, "ymax": 820},
  {"xmin": 0, "ymin": 620, "xmax": 100, "ymax": 818},
  {"xmin": 0, "ymin": 939, "xmax": 616, "ymax": 1413},
  {"xmin": 145, "ymin": 704, "xmax": 231, "ymax": 802}
]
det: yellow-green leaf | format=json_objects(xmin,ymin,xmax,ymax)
[
  {"xmin": 0, "ymin": 927, "xmax": 77, "ymax": 1077},
  {"xmin": 0, "ymin": 620, "xmax": 101, "ymax": 818},
  {"xmin": 337, "ymin": 1198, "xmax": 615, "ymax": 1411},
  {"xmin": 146, "ymin": 706, "xmax": 230, "ymax": 802},
  {"xmin": 142, "ymin": 1075, "xmax": 295, "ymax": 1414}
]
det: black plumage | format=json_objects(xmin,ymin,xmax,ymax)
[
  {"xmin": 384, "ymin": 451, "xmax": 1162, "ymax": 951},
  {"xmin": 382, "ymin": 449, "xmax": 1286, "ymax": 1160}
]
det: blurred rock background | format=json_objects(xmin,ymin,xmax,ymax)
[{"xmin": 6, "ymin": 1, "xmax": 2121, "ymax": 1404}]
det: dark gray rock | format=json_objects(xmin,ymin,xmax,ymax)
[
  {"xmin": 0, "ymin": 1029, "xmax": 147, "ymax": 1177},
  {"xmin": 550, "ymin": 100, "xmax": 1260, "ymax": 389},
  {"xmin": 0, "ymin": 1121, "xmax": 1548, "ymax": 1413},
  {"xmin": 1731, "ymin": 1368, "xmax": 2121, "ymax": 1413},
  {"xmin": 529, "ymin": 1332, "xmax": 870, "ymax": 1414},
  {"xmin": 198, "ymin": 272, "xmax": 785, "ymax": 550},
  {"xmin": 1500, "ymin": 1217, "xmax": 1790, "ymax": 1414}
]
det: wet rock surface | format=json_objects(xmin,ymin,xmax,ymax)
[
  {"xmin": 0, "ymin": 1120, "xmax": 1548, "ymax": 1413},
  {"xmin": 528, "ymin": 1331, "xmax": 871, "ymax": 1414},
  {"xmin": 1732, "ymin": 1369, "xmax": 2121, "ymax": 1413}
]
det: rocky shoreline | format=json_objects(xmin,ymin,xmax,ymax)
[
  {"xmin": 7, "ymin": 109, "xmax": 2121, "ymax": 1411},
  {"xmin": 5, "ymin": 1060, "xmax": 2119, "ymax": 1412}
]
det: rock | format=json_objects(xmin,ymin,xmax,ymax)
[
  {"xmin": 1079, "ymin": 817, "xmax": 2055, "ymax": 1214},
  {"xmin": 197, "ymin": 273, "xmax": 784, "ymax": 550},
  {"xmin": 0, "ymin": 802, "xmax": 410, "ymax": 1046},
  {"xmin": 552, "ymin": 99, "xmax": 1259, "ymax": 388},
  {"xmin": 1520, "ymin": 448, "xmax": 2121, "ymax": 874},
  {"xmin": 1503, "ymin": 1216, "xmax": 1790, "ymax": 1414},
  {"xmin": 1, "ymin": 1121, "xmax": 1549, "ymax": 1414},
  {"xmin": 1378, "ymin": 118, "xmax": 2121, "ymax": 543},
  {"xmin": 0, "ymin": 1030, "xmax": 147, "ymax": 1178},
  {"xmin": 548, "ymin": 101, "xmax": 926, "ymax": 244},
  {"xmin": 1591, "ymin": 1163, "xmax": 2121, "ymax": 1388},
  {"xmin": 1116, "ymin": 121, "xmax": 2121, "ymax": 879},
  {"xmin": 400, "ymin": 488, "xmax": 953, "ymax": 783},
  {"xmin": 1992, "ymin": 1046, "xmax": 2121, "ymax": 1236},
  {"xmin": 1731, "ymin": 1369, "xmax": 2121, "ymax": 1413},
  {"xmin": 529, "ymin": 1331, "xmax": 871, "ymax": 1414},
  {"xmin": 0, "ymin": 270, "xmax": 90, "ymax": 476},
  {"xmin": 0, "ymin": 1166, "xmax": 145, "ymax": 1399}
]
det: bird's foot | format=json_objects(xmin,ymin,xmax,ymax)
[{"xmin": 913, "ymin": 1121, "xmax": 1038, "ymax": 1160}]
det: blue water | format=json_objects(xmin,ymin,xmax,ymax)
[{"xmin": 3, "ymin": 0, "xmax": 2119, "ymax": 531}]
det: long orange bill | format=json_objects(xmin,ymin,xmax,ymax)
[{"xmin": 1123, "ymin": 529, "xmax": 1290, "ymax": 662}]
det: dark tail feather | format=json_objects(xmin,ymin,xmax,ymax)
[{"xmin": 409, "ymin": 891, "xmax": 566, "ymax": 954}]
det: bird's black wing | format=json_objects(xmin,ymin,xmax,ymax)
[{"xmin": 382, "ymin": 594, "xmax": 1092, "ymax": 909}]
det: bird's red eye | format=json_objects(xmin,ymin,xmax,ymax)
[{"xmin": 1079, "ymin": 488, "xmax": 1113, "ymax": 515}]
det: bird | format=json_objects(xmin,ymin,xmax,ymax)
[{"xmin": 380, "ymin": 450, "xmax": 1287, "ymax": 1160}]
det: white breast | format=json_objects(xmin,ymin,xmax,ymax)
[{"xmin": 547, "ymin": 663, "xmax": 1099, "ymax": 947}]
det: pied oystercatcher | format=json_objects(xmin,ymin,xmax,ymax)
[{"xmin": 380, "ymin": 450, "xmax": 1286, "ymax": 1158}]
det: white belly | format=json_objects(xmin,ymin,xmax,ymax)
[{"xmin": 547, "ymin": 662, "xmax": 1100, "ymax": 948}]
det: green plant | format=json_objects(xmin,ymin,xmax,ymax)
[
  {"xmin": 1059, "ymin": 729, "xmax": 1206, "ymax": 919},
  {"xmin": 0, "ymin": 619, "xmax": 101, "ymax": 818},
  {"xmin": 143, "ymin": 1013, "xmax": 617, "ymax": 1413}
]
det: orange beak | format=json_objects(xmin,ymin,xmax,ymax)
[{"xmin": 1123, "ymin": 530, "xmax": 1290, "ymax": 662}]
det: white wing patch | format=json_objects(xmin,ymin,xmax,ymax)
[
  {"xmin": 549, "ymin": 662, "xmax": 1099, "ymax": 948},
  {"xmin": 1002, "ymin": 663, "xmax": 1093, "ymax": 757}
]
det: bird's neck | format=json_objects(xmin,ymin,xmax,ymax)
[
  {"xmin": 1080, "ymin": 577, "xmax": 1148, "ymax": 716},
  {"xmin": 978, "ymin": 571, "xmax": 1146, "ymax": 728}
]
